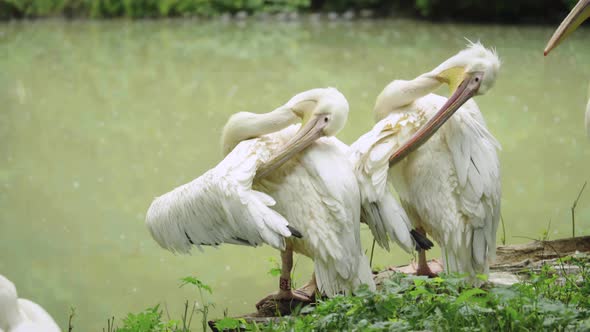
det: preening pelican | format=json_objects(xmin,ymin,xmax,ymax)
[
  {"xmin": 352, "ymin": 42, "xmax": 501, "ymax": 278},
  {"xmin": 0, "ymin": 275, "xmax": 61, "ymax": 332},
  {"xmin": 146, "ymin": 88, "xmax": 375, "ymax": 305},
  {"xmin": 544, "ymin": 0, "xmax": 590, "ymax": 137}
]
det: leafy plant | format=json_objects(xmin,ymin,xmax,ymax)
[
  {"xmin": 214, "ymin": 317, "xmax": 248, "ymax": 330},
  {"xmin": 103, "ymin": 257, "xmax": 590, "ymax": 331},
  {"xmin": 179, "ymin": 276, "xmax": 214, "ymax": 332},
  {"xmin": 267, "ymin": 257, "xmax": 282, "ymax": 277},
  {"xmin": 263, "ymin": 255, "xmax": 590, "ymax": 331},
  {"xmin": 117, "ymin": 305, "xmax": 179, "ymax": 332},
  {"xmin": 98, "ymin": 277, "xmax": 216, "ymax": 332}
]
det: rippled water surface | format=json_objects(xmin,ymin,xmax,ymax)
[{"xmin": 1, "ymin": 19, "xmax": 589, "ymax": 330}]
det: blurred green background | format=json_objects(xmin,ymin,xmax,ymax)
[
  {"xmin": 1, "ymin": 0, "xmax": 590, "ymax": 329},
  {"xmin": 1, "ymin": 18, "xmax": 589, "ymax": 330}
]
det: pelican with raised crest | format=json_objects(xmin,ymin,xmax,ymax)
[
  {"xmin": 147, "ymin": 88, "xmax": 378, "ymax": 305},
  {"xmin": 351, "ymin": 42, "xmax": 502, "ymax": 278},
  {"xmin": 544, "ymin": 0, "xmax": 590, "ymax": 137}
]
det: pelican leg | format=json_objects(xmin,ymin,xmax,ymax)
[
  {"xmin": 416, "ymin": 249, "xmax": 437, "ymax": 277},
  {"xmin": 255, "ymin": 248, "xmax": 312, "ymax": 310},
  {"xmin": 415, "ymin": 228, "xmax": 438, "ymax": 277}
]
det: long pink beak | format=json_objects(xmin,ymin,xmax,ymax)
[
  {"xmin": 389, "ymin": 72, "xmax": 483, "ymax": 166},
  {"xmin": 544, "ymin": 0, "xmax": 590, "ymax": 56}
]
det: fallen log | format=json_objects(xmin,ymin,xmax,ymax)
[
  {"xmin": 209, "ymin": 236, "xmax": 590, "ymax": 331},
  {"xmin": 492, "ymin": 235, "xmax": 590, "ymax": 271}
]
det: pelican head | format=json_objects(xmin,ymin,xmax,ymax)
[
  {"xmin": 545, "ymin": 0, "xmax": 590, "ymax": 56},
  {"xmin": 428, "ymin": 42, "xmax": 500, "ymax": 121},
  {"xmin": 431, "ymin": 42, "xmax": 500, "ymax": 98},
  {"xmin": 289, "ymin": 87, "xmax": 349, "ymax": 137},
  {"xmin": 255, "ymin": 87, "xmax": 349, "ymax": 179},
  {"xmin": 0, "ymin": 275, "xmax": 21, "ymax": 330},
  {"xmin": 389, "ymin": 42, "xmax": 500, "ymax": 165}
]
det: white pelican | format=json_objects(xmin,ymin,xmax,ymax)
[
  {"xmin": 351, "ymin": 42, "xmax": 501, "ymax": 278},
  {"xmin": 147, "ymin": 88, "xmax": 375, "ymax": 305},
  {"xmin": 0, "ymin": 275, "xmax": 61, "ymax": 332},
  {"xmin": 544, "ymin": 0, "xmax": 590, "ymax": 137}
]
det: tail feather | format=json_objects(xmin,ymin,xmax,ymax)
[
  {"xmin": 314, "ymin": 253, "xmax": 375, "ymax": 297},
  {"xmin": 361, "ymin": 203, "xmax": 390, "ymax": 250},
  {"xmin": 287, "ymin": 225, "xmax": 303, "ymax": 238},
  {"xmin": 363, "ymin": 194, "xmax": 415, "ymax": 253},
  {"xmin": 441, "ymin": 226, "xmax": 491, "ymax": 281},
  {"xmin": 410, "ymin": 229, "xmax": 434, "ymax": 251}
]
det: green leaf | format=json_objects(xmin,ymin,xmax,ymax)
[
  {"xmin": 432, "ymin": 277, "xmax": 445, "ymax": 284},
  {"xmin": 215, "ymin": 317, "xmax": 244, "ymax": 330},
  {"xmin": 413, "ymin": 278, "xmax": 426, "ymax": 287},
  {"xmin": 409, "ymin": 287, "xmax": 430, "ymax": 297},
  {"xmin": 180, "ymin": 276, "xmax": 213, "ymax": 294},
  {"xmin": 476, "ymin": 274, "xmax": 489, "ymax": 281},
  {"xmin": 455, "ymin": 288, "xmax": 487, "ymax": 305},
  {"xmin": 268, "ymin": 267, "xmax": 281, "ymax": 277},
  {"xmin": 116, "ymin": 305, "xmax": 164, "ymax": 332}
]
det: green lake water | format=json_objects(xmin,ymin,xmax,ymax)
[{"xmin": 0, "ymin": 19, "xmax": 589, "ymax": 331}]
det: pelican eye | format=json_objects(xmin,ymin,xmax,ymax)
[
  {"xmin": 475, "ymin": 77, "xmax": 480, "ymax": 82},
  {"xmin": 324, "ymin": 116, "xmax": 329, "ymax": 123}
]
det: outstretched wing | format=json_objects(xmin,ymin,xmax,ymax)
[
  {"xmin": 445, "ymin": 105, "xmax": 501, "ymax": 268},
  {"xmin": 349, "ymin": 112, "xmax": 426, "ymax": 252},
  {"xmin": 146, "ymin": 139, "xmax": 294, "ymax": 254}
]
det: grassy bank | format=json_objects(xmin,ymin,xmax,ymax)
[
  {"xmin": 91, "ymin": 254, "xmax": 590, "ymax": 332},
  {"xmin": 0, "ymin": 0, "xmax": 580, "ymax": 21}
]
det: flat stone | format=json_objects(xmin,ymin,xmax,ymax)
[{"xmin": 488, "ymin": 272, "xmax": 520, "ymax": 286}]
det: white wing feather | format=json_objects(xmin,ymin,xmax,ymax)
[
  {"xmin": 445, "ymin": 108, "xmax": 501, "ymax": 269},
  {"xmin": 300, "ymin": 137, "xmax": 375, "ymax": 296},
  {"xmin": 146, "ymin": 138, "xmax": 293, "ymax": 253},
  {"xmin": 349, "ymin": 112, "xmax": 425, "ymax": 252}
]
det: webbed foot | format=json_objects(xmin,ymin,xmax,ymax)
[{"xmin": 390, "ymin": 259, "xmax": 444, "ymax": 278}]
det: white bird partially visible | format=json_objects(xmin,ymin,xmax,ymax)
[
  {"xmin": 544, "ymin": 0, "xmax": 590, "ymax": 138},
  {"xmin": 0, "ymin": 275, "xmax": 61, "ymax": 332},
  {"xmin": 146, "ymin": 88, "xmax": 375, "ymax": 306},
  {"xmin": 351, "ymin": 42, "xmax": 502, "ymax": 278}
]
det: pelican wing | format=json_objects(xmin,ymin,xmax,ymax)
[
  {"xmin": 349, "ymin": 112, "xmax": 425, "ymax": 252},
  {"xmin": 146, "ymin": 139, "xmax": 293, "ymax": 253},
  {"xmin": 445, "ymin": 106, "xmax": 501, "ymax": 268},
  {"xmin": 299, "ymin": 137, "xmax": 375, "ymax": 296}
]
